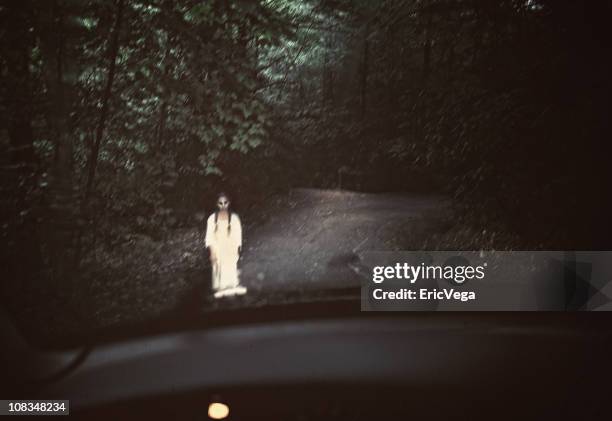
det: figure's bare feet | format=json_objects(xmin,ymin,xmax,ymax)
[{"xmin": 214, "ymin": 286, "xmax": 247, "ymax": 298}]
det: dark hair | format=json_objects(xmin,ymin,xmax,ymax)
[{"xmin": 214, "ymin": 192, "xmax": 232, "ymax": 233}]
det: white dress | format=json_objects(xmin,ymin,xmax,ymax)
[{"xmin": 205, "ymin": 212, "xmax": 245, "ymax": 297}]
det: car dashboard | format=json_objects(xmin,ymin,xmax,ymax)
[{"xmin": 15, "ymin": 308, "xmax": 609, "ymax": 420}]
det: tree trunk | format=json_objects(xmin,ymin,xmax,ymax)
[
  {"xmin": 386, "ymin": 26, "xmax": 397, "ymax": 109},
  {"xmin": 422, "ymin": 10, "xmax": 433, "ymax": 79},
  {"xmin": 75, "ymin": 0, "xmax": 125, "ymax": 265},
  {"xmin": 156, "ymin": 44, "xmax": 171, "ymax": 150},
  {"xmin": 325, "ymin": 33, "xmax": 334, "ymax": 104},
  {"xmin": 38, "ymin": 0, "xmax": 77, "ymax": 281},
  {"xmin": 360, "ymin": 24, "xmax": 369, "ymax": 118},
  {"xmin": 83, "ymin": 0, "xmax": 125, "ymax": 201},
  {"xmin": 1, "ymin": 0, "xmax": 42, "ymax": 285},
  {"xmin": 321, "ymin": 41, "xmax": 328, "ymax": 105}
]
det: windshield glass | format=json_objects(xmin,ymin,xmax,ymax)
[{"xmin": 1, "ymin": 0, "xmax": 608, "ymax": 345}]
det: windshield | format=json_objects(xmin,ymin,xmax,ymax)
[{"xmin": 1, "ymin": 0, "xmax": 609, "ymax": 345}]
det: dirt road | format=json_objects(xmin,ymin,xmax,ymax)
[{"xmin": 240, "ymin": 189, "xmax": 448, "ymax": 291}]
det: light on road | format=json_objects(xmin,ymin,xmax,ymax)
[{"xmin": 208, "ymin": 402, "xmax": 230, "ymax": 419}]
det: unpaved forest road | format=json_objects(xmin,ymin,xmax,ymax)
[
  {"xmin": 240, "ymin": 189, "xmax": 449, "ymax": 291},
  {"xmin": 15, "ymin": 188, "xmax": 450, "ymax": 337}
]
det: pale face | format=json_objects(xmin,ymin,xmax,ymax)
[{"xmin": 217, "ymin": 196, "xmax": 229, "ymax": 210}]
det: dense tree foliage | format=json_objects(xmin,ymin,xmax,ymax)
[
  {"xmin": 2, "ymin": 0, "xmax": 291, "ymax": 283},
  {"xmin": 263, "ymin": 0, "xmax": 609, "ymax": 248},
  {"xmin": 1, "ymin": 0, "xmax": 609, "ymax": 296}
]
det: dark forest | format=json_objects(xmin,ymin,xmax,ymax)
[{"xmin": 1, "ymin": 0, "xmax": 610, "ymax": 342}]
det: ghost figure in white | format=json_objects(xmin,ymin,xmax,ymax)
[{"xmin": 205, "ymin": 193, "xmax": 246, "ymax": 298}]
